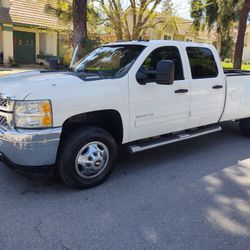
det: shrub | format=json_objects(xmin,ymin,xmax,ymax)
[{"xmin": 224, "ymin": 58, "xmax": 232, "ymax": 63}]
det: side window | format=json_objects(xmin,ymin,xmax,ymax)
[
  {"xmin": 186, "ymin": 47, "xmax": 218, "ymax": 79},
  {"xmin": 140, "ymin": 46, "xmax": 184, "ymax": 81}
]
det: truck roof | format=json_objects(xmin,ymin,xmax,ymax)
[{"xmin": 106, "ymin": 40, "xmax": 214, "ymax": 49}]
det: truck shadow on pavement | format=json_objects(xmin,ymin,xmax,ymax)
[
  {"xmin": 0, "ymin": 121, "xmax": 249, "ymax": 193},
  {"xmin": 1, "ymin": 121, "xmax": 250, "ymax": 249}
]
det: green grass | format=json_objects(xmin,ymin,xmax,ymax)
[
  {"xmin": 0, "ymin": 69, "xmax": 30, "ymax": 77},
  {"xmin": 0, "ymin": 71, "xmax": 13, "ymax": 76},
  {"xmin": 221, "ymin": 62, "xmax": 250, "ymax": 70}
]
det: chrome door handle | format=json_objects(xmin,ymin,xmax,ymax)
[
  {"xmin": 212, "ymin": 85, "xmax": 223, "ymax": 89},
  {"xmin": 175, "ymin": 89, "xmax": 189, "ymax": 94}
]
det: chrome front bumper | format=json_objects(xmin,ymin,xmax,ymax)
[{"xmin": 0, "ymin": 127, "xmax": 62, "ymax": 167}]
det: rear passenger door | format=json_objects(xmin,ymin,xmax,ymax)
[{"xmin": 186, "ymin": 46, "xmax": 225, "ymax": 128}]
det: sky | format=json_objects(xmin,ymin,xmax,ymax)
[{"xmin": 172, "ymin": 0, "xmax": 191, "ymax": 20}]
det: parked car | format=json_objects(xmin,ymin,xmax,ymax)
[{"xmin": 1, "ymin": 40, "xmax": 250, "ymax": 189}]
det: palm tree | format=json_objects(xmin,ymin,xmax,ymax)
[
  {"xmin": 47, "ymin": 0, "xmax": 101, "ymax": 56},
  {"xmin": 72, "ymin": 0, "xmax": 88, "ymax": 49},
  {"xmin": 191, "ymin": 0, "xmax": 240, "ymax": 59},
  {"xmin": 191, "ymin": 0, "xmax": 204, "ymax": 34},
  {"xmin": 233, "ymin": 0, "xmax": 250, "ymax": 69}
]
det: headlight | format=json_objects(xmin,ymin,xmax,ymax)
[{"xmin": 14, "ymin": 100, "xmax": 53, "ymax": 128}]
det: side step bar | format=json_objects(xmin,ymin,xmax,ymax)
[{"xmin": 129, "ymin": 125, "xmax": 222, "ymax": 154}]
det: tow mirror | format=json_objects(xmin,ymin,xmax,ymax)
[
  {"xmin": 156, "ymin": 60, "xmax": 175, "ymax": 85},
  {"xmin": 136, "ymin": 71, "xmax": 147, "ymax": 85}
]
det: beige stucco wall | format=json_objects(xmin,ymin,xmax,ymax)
[
  {"xmin": 37, "ymin": 32, "xmax": 58, "ymax": 66},
  {"xmin": 39, "ymin": 32, "xmax": 57, "ymax": 56},
  {"xmin": 46, "ymin": 32, "xmax": 57, "ymax": 56},
  {"xmin": 243, "ymin": 33, "xmax": 250, "ymax": 62},
  {"xmin": 0, "ymin": 26, "xmax": 3, "ymax": 53},
  {"xmin": 173, "ymin": 34, "xmax": 185, "ymax": 41},
  {"xmin": 2, "ymin": 25, "xmax": 14, "ymax": 64},
  {"xmin": 39, "ymin": 33, "xmax": 47, "ymax": 54},
  {"xmin": 2, "ymin": 0, "xmax": 10, "ymax": 8},
  {"xmin": 196, "ymin": 38, "xmax": 211, "ymax": 44}
]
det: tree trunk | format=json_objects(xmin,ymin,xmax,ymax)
[
  {"xmin": 216, "ymin": 16, "xmax": 222, "ymax": 57},
  {"xmin": 234, "ymin": 0, "xmax": 250, "ymax": 69},
  {"xmin": 72, "ymin": 0, "xmax": 88, "ymax": 50},
  {"xmin": 217, "ymin": 32, "xmax": 222, "ymax": 57}
]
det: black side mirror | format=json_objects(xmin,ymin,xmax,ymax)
[
  {"xmin": 136, "ymin": 71, "xmax": 147, "ymax": 85},
  {"xmin": 156, "ymin": 60, "xmax": 175, "ymax": 85}
]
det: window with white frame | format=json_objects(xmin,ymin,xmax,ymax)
[{"xmin": 164, "ymin": 35, "xmax": 172, "ymax": 40}]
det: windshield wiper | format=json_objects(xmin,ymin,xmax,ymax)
[
  {"xmin": 67, "ymin": 67, "xmax": 76, "ymax": 72},
  {"xmin": 77, "ymin": 69, "xmax": 107, "ymax": 79}
]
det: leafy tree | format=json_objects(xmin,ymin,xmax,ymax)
[
  {"xmin": 234, "ymin": 0, "xmax": 250, "ymax": 69},
  {"xmin": 98, "ymin": 0, "xmax": 124, "ymax": 40},
  {"xmin": 98, "ymin": 0, "xmax": 166, "ymax": 40},
  {"xmin": 190, "ymin": 0, "xmax": 241, "ymax": 59},
  {"xmin": 161, "ymin": 0, "xmax": 174, "ymax": 15},
  {"xmin": 191, "ymin": 0, "xmax": 204, "ymax": 34},
  {"xmin": 217, "ymin": 1, "xmax": 241, "ymax": 60},
  {"xmin": 72, "ymin": 0, "xmax": 102, "ymax": 57}
]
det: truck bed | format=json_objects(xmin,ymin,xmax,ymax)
[
  {"xmin": 224, "ymin": 69, "xmax": 250, "ymax": 76},
  {"xmin": 220, "ymin": 70, "xmax": 250, "ymax": 122}
]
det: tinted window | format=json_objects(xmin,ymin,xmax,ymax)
[
  {"xmin": 140, "ymin": 46, "xmax": 184, "ymax": 81},
  {"xmin": 186, "ymin": 47, "xmax": 218, "ymax": 79}
]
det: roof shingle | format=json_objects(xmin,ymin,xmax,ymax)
[
  {"xmin": 7, "ymin": 0, "xmax": 70, "ymax": 30},
  {"xmin": 173, "ymin": 17, "xmax": 193, "ymax": 35}
]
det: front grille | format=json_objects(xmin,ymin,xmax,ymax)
[
  {"xmin": 0, "ymin": 95, "xmax": 14, "ymax": 112},
  {"xmin": 0, "ymin": 115, "xmax": 8, "ymax": 128},
  {"xmin": 0, "ymin": 98, "xmax": 8, "ymax": 108}
]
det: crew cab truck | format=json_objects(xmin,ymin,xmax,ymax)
[{"xmin": 1, "ymin": 40, "xmax": 250, "ymax": 189}]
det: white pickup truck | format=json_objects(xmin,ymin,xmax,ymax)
[{"xmin": 1, "ymin": 40, "xmax": 250, "ymax": 189}]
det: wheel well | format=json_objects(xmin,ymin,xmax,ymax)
[{"xmin": 61, "ymin": 110, "xmax": 124, "ymax": 145}]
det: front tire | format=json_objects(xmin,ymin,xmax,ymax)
[
  {"xmin": 239, "ymin": 118, "xmax": 250, "ymax": 137},
  {"xmin": 58, "ymin": 126, "xmax": 117, "ymax": 189}
]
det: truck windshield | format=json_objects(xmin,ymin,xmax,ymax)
[{"xmin": 72, "ymin": 45, "xmax": 145, "ymax": 78}]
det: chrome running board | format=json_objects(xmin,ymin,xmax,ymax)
[{"xmin": 129, "ymin": 125, "xmax": 222, "ymax": 154}]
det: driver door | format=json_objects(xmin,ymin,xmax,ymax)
[{"xmin": 129, "ymin": 46, "xmax": 191, "ymax": 141}]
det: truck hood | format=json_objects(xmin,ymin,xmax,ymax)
[{"xmin": 0, "ymin": 70, "xmax": 77, "ymax": 100}]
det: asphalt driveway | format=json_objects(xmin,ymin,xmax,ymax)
[{"xmin": 0, "ymin": 122, "xmax": 250, "ymax": 250}]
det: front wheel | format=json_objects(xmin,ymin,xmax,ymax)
[
  {"xmin": 239, "ymin": 118, "xmax": 250, "ymax": 137},
  {"xmin": 58, "ymin": 127, "xmax": 117, "ymax": 189}
]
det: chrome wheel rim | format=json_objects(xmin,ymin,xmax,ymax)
[{"xmin": 75, "ymin": 141, "xmax": 109, "ymax": 179}]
